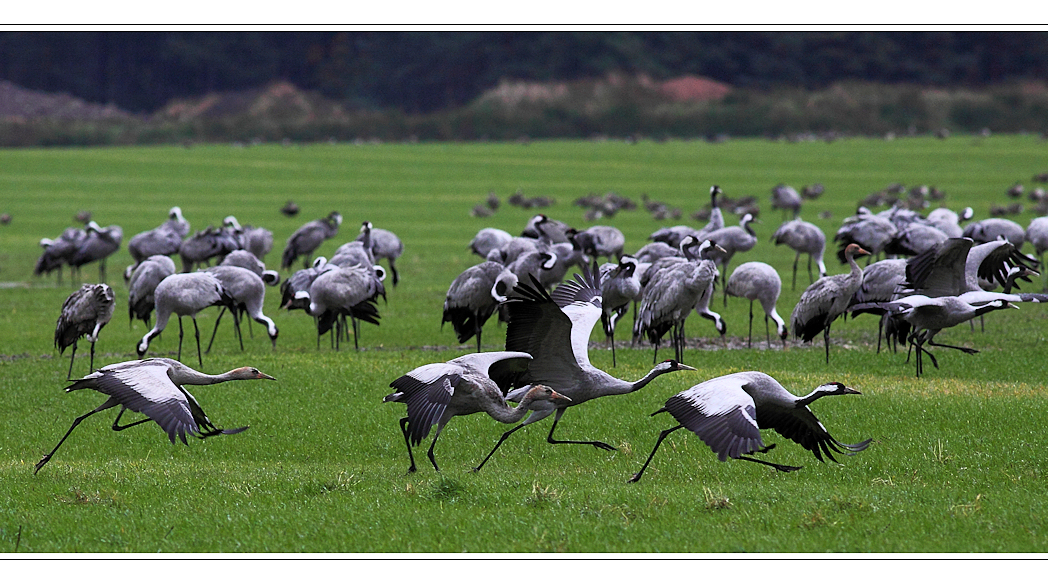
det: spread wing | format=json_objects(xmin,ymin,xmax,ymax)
[
  {"xmin": 661, "ymin": 375, "xmax": 765, "ymax": 462},
  {"xmin": 503, "ymin": 276, "xmax": 584, "ymax": 390},
  {"xmin": 385, "ymin": 363, "xmax": 462, "ymax": 446},
  {"xmin": 754, "ymin": 398, "xmax": 872, "ymax": 462}
]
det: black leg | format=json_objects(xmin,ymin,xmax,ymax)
[
  {"xmin": 206, "ymin": 306, "xmax": 226, "ymax": 354},
  {"xmin": 398, "ymin": 417, "xmax": 417, "ymax": 473},
  {"xmin": 88, "ymin": 340, "xmax": 96, "ymax": 373},
  {"xmin": 426, "ymin": 425, "xmax": 445, "ymax": 472},
  {"xmin": 177, "ymin": 316, "xmax": 184, "ymax": 362},
  {"xmin": 628, "ymin": 425, "xmax": 682, "ymax": 483},
  {"xmin": 823, "ymin": 322, "xmax": 831, "ymax": 364},
  {"xmin": 792, "ymin": 253, "xmax": 799, "ymax": 290},
  {"xmin": 747, "ymin": 300, "xmax": 754, "ymax": 348},
  {"xmin": 35, "ymin": 398, "xmax": 118, "ymax": 474},
  {"xmin": 192, "ymin": 317, "xmax": 203, "ymax": 368},
  {"xmin": 111, "ymin": 406, "xmax": 152, "ymax": 432},
  {"xmin": 66, "ymin": 341, "xmax": 78, "ymax": 381},
  {"xmin": 472, "ymin": 422, "xmax": 528, "ymax": 472},
  {"xmin": 546, "ymin": 408, "xmax": 616, "ymax": 451},
  {"xmin": 737, "ymin": 455, "xmax": 803, "ymax": 472}
]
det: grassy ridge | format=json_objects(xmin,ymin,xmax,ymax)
[{"xmin": 1, "ymin": 137, "xmax": 1046, "ymax": 553}]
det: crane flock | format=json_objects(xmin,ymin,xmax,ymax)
[{"xmin": 29, "ymin": 179, "xmax": 1048, "ymax": 484}]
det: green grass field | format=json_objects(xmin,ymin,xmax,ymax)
[{"xmin": 1, "ymin": 136, "xmax": 1047, "ymax": 553}]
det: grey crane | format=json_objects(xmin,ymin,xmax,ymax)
[
  {"xmin": 791, "ymin": 243, "xmax": 870, "ymax": 363},
  {"xmin": 34, "ymin": 357, "xmax": 274, "ymax": 474},
  {"xmin": 490, "ymin": 250, "xmax": 558, "ymax": 303},
  {"xmin": 204, "ymin": 265, "xmax": 279, "ymax": 353},
  {"xmin": 498, "ymin": 235, "xmax": 548, "ymax": 265},
  {"xmin": 69, "ymin": 221, "xmax": 123, "ymax": 283},
  {"xmin": 694, "ymin": 185, "xmax": 727, "ymax": 241},
  {"xmin": 223, "ymin": 215, "xmax": 273, "ymax": 261},
  {"xmin": 693, "ymin": 273, "xmax": 727, "ymax": 341},
  {"xmin": 540, "ymin": 238, "xmax": 589, "ymax": 289},
  {"xmin": 573, "ymin": 225, "xmax": 625, "ymax": 263},
  {"xmin": 136, "ymin": 271, "xmax": 236, "ymax": 367},
  {"xmin": 443, "ymin": 260, "xmax": 504, "ymax": 352},
  {"xmin": 279, "ymin": 256, "xmax": 334, "ymax": 311},
  {"xmin": 331, "ymin": 222, "xmax": 377, "ymax": 269},
  {"xmin": 281, "ymin": 211, "xmax": 342, "ymax": 270},
  {"xmin": 55, "ymin": 283, "xmax": 115, "ymax": 380},
  {"xmin": 771, "ymin": 218, "xmax": 827, "ymax": 289},
  {"xmin": 128, "ymin": 255, "xmax": 177, "ymax": 328},
  {"xmin": 883, "ymin": 222, "xmax": 949, "ymax": 257},
  {"xmin": 725, "ymin": 261, "xmax": 787, "ymax": 348},
  {"xmin": 522, "ymin": 214, "xmax": 574, "ymax": 243},
  {"xmin": 633, "ymin": 241, "xmax": 679, "ymax": 265},
  {"xmin": 125, "ymin": 207, "xmax": 189, "ymax": 278},
  {"xmin": 702, "ymin": 212, "xmax": 758, "ymax": 304},
  {"xmin": 848, "ymin": 258, "xmax": 908, "ymax": 353},
  {"xmin": 927, "ymin": 206, "xmax": 973, "ymax": 238},
  {"xmin": 1025, "ymin": 216, "xmax": 1048, "ymax": 290},
  {"xmin": 307, "ymin": 263, "xmax": 384, "ymax": 350},
  {"xmin": 35, "ymin": 226, "xmax": 87, "ymax": 284},
  {"xmin": 469, "ymin": 227, "xmax": 513, "ymax": 259},
  {"xmin": 599, "ymin": 255, "xmax": 643, "ymax": 366},
  {"xmin": 635, "ymin": 238, "xmax": 722, "ymax": 363},
  {"xmin": 355, "ymin": 223, "xmax": 404, "ymax": 286},
  {"xmin": 834, "ymin": 210, "xmax": 897, "ymax": 263},
  {"xmin": 628, "ymin": 371, "xmax": 871, "ymax": 482},
  {"xmin": 851, "ymin": 293, "xmax": 1020, "ymax": 377},
  {"xmin": 471, "ymin": 269, "xmax": 697, "ymax": 472},
  {"xmin": 384, "ymin": 352, "xmax": 570, "ymax": 473},
  {"xmin": 902, "ymin": 237, "xmax": 1038, "ymax": 299},
  {"xmin": 648, "ymin": 225, "xmax": 700, "ymax": 249},
  {"xmin": 963, "ymin": 217, "xmax": 1026, "ymax": 249},
  {"xmin": 219, "ymin": 250, "xmax": 280, "ymax": 286},
  {"xmin": 178, "ymin": 225, "xmax": 241, "ymax": 273},
  {"xmin": 770, "ymin": 183, "xmax": 803, "ymax": 219}
]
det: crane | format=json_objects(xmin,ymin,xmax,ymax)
[
  {"xmin": 384, "ymin": 351, "xmax": 569, "ymax": 473},
  {"xmin": 34, "ymin": 358, "xmax": 273, "ymax": 474},
  {"xmin": 136, "ymin": 272, "xmax": 236, "ymax": 367},
  {"xmin": 628, "ymin": 371, "xmax": 871, "ymax": 482},
  {"xmin": 55, "ymin": 283, "xmax": 115, "ymax": 380},
  {"xmin": 791, "ymin": 243, "xmax": 870, "ymax": 363},
  {"xmin": 471, "ymin": 268, "xmax": 696, "ymax": 472},
  {"xmin": 725, "ymin": 261, "xmax": 787, "ymax": 348}
]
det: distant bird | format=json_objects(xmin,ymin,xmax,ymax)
[
  {"xmin": 627, "ymin": 371, "xmax": 871, "ymax": 482},
  {"xmin": 927, "ymin": 207, "xmax": 973, "ymax": 239},
  {"xmin": 384, "ymin": 352, "xmax": 571, "ymax": 473},
  {"xmin": 137, "ymin": 272, "xmax": 236, "ymax": 367},
  {"xmin": 223, "ymin": 216, "xmax": 273, "ymax": 261},
  {"xmin": 771, "ymin": 218, "xmax": 827, "ymax": 289},
  {"xmin": 280, "ymin": 256, "xmax": 333, "ymax": 311},
  {"xmin": 443, "ymin": 261, "xmax": 504, "ymax": 352},
  {"xmin": 204, "ymin": 265, "xmax": 279, "ymax": 353},
  {"xmin": 469, "ymin": 228, "xmax": 513, "ymax": 259},
  {"xmin": 573, "ymin": 225, "xmax": 625, "ymax": 263},
  {"xmin": 356, "ymin": 223, "xmax": 404, "ymax": 286},
  {"xmin": 1026, "ymin": 216, "xmax": 1048, "ymax": 289},
  {"xmin": 471, "ymin": 269, "xmax": 696, "ymax": 472},
  {"xmin": 127, "ymin": 255, "xmax": 177, "ymax": 328},
  {"xmin": 34, "ymin": 358, "xmax": 274, "ymax": 474},
  {"xmin": 702, "ymin": 212, "xmax": 759, "ymax": 303},
  {"xmin": 962, "ymin": 217, "xmax": 1026, "ymax": 250},
  {"xmin": 35, "ymin": 226, "xmax": 87, "ymax": 283},
  {"xmin": 69, "ymin": 221, "xmax": 123, "ymax": 283},
  {"xmin": 770, "ymin": 183, "xmax": 802, "ymax": 219},
  {"xmin": 178, "ymin": 226, "xmax": 240, "ymax": 273},
  {"xmin": 280, "ymin": 200, "xmax": 300, "ymax": 217},
  {"xmin": 834, "ymin": 209, "xmax": 897, "ymax": 263},
  {"xmin": 307, "ymin": 263, "xmax": 384, "ymax": 350},
  {"xmin": 599, "ymin": 256, "xmax": 643, "ymax": 366},
  {"xmin": 522, "ymin": 214, "xmax": 573, "ymax": 243},
  {"xmin": 635, "ymin": 238, "xmax": 722, "ymax": 362},
  {"xmin": 55, "ymin": 284, "xmax": 115, "ymax": 380},
  {"xmin": 126, "ymin": 207, "xmax": 189, "ymax": 274},
  {"xmin": 791, "ymin": 243, "xmax": 870, "ymax": 363},
  {"xmin": 725, "ymin": 262, "xmax": 787, "ymax": 348},
  {"xmin": 282, "ymin": 211, "xmax": 342, "ymax": 270}
]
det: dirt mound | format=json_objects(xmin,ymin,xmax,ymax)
[
  {"xmin": 156, "ymin": 81, "xmax": 345, "ymax": 122},
  {"xmin": 0, "ymin": 80, "xmax": 135, "ymax": 121},
  {"xmin": 658, "ymin": 75, "xmax": 732, "ymax": 102}
]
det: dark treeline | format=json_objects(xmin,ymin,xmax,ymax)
[{"xmin": 2, "ymin": 31, "xmax": 1047, "ymax": 114}]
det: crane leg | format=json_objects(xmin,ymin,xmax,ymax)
[
  {"xmin": 425, "ymin": 426, "xmax": 445, "ymax": 472},
  {"xmin": 176, "ymin": 316, "xmax": 184, "ymax": 362},
  {"xmin": 111, "ymin": 406, "xmax": 152, "ymax": 432},
  {"xmin": 66, "ymin": 341, "xmax": 78, "ymax": 381},
  {"xmin": 823, "ymin": 322, "xmax": 832, "ymax": 364},
  {"xmin": 472, "ymin": 422, "xmax": 528, "ymax": 472},
  {"xmin": 764, "ymin": 314, "xmax": 772, "ymax": 349},
  {"xmin": 927, "ymin": 340, "xmax": 979, "ymax": 355},
  {"xmin": 192, "ymin": 317, "xmax": 203, "ymax": 368},
  {"xmin": 546, "ymin": 407, "xmax": 616, "ymax": 451},
  {"xmin": 627, "ymin": 425, "xmax": 683, "ymax": 483},
  {"xmin": 88, "ymin": 340, "xmax": 97, "ymax": 373},
  {"xmin": 398, "ymin": 417, "xmax": 418, "ymax": 474},
  {"xmin": 792, "ymin": 253, "xmax": 799, "ymax": 290},
  {"xmin": 747, "ymin": 300, "xmax": 754, "ymax": 349},
  {"xmin": 205, "ymin": 307, "xmax": 227, "ymax": 354},
  {"xmin": 35, "ymin": 397, "xmax": 118, "ymax": 474},
  {"xmin": 737, "ymin": 455, "xmax": 803, "ymax": 472}
]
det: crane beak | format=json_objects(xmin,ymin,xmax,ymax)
[
  {"xmin": 678, "ymin": 363, "xmax": 697, "ymax": 371},
  {"xmin": 843, "ymin": 386, "xmax": 861, "ymax": 395},
  {"xmin": 257, "ymin": 372, "xmax": 276, "ymax": 380},
  {"xmin": 551, "ymin": 390, "xmax": 572, "ymax": 403}
]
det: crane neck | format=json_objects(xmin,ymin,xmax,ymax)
[{"xmin": 487, "ymin": 394, "xmax": 542, "ymax": 424}]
